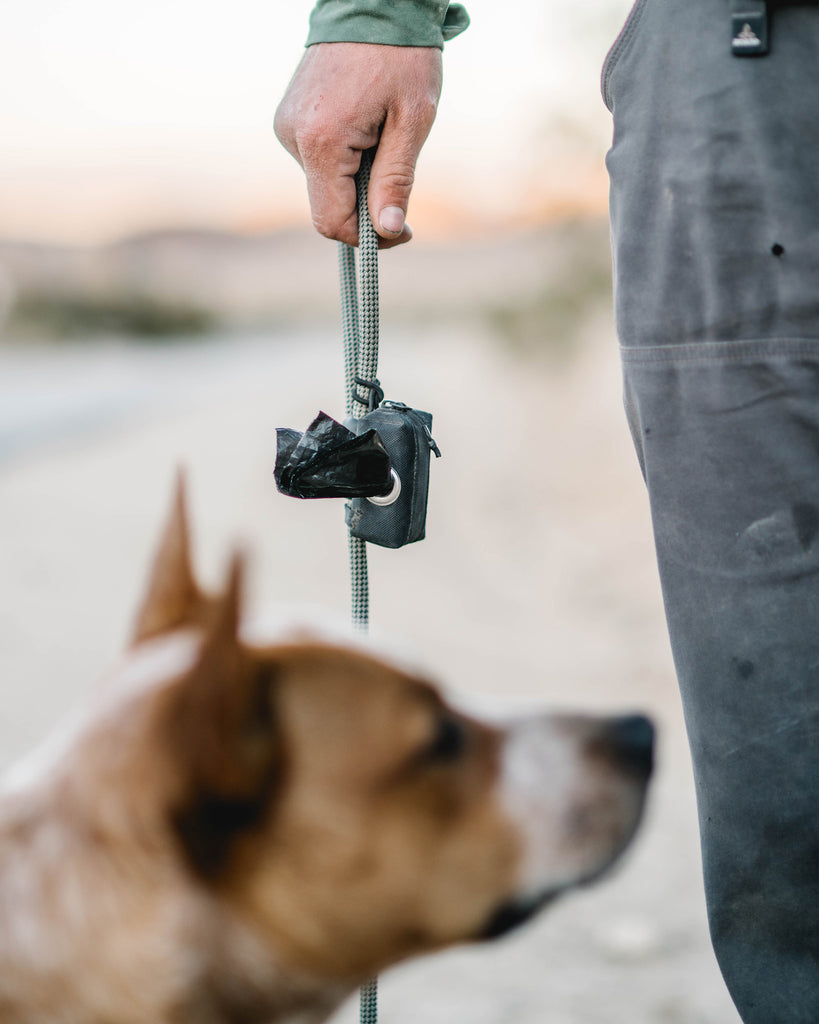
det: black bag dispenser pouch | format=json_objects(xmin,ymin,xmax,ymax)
[
  {"xmin": 275, "ymin": 400, "xmax": 440, "ymax": 549},
  {"xmin": 344, "ymin": 402, "xmax": 440, "ymax": 549}
]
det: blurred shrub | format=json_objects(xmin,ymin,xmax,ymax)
[
  {"xmin": 484, "ymin": 224, "xmax": 613, "ymax": 360},
  {"xmin": 6, "ymin": 291, "xmax": 215, "ymax": 341}
]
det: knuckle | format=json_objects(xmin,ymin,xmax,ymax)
[
  {"xmin": 311, "ymin": 210, "xmax": 356, "ymax": 246},
  {"xmin": 292, "ymin": 123, "xmax": 322, "ymax": 161},
  {"xmin": 295, "ymin": 121, "xmax": 357, "ymax": 168},
  {"xmin": 411, "ymin": 95, "xmax": 439, "ymax": 130},
  {"xmin": 272, "ymin": 105, "xmax": 289, "ymax": 142},
  {"xmin": 310, "ymin": 207, "xmax": 339, "ymax": 239},
  {"xmin": 273, "ymin": 102, "xmax": 302, "ymax": 157},
  {"xmin": 377, "ymin": 162, "xmax": 416, "ymax": 201},
  {"xmin": 382, "ymin": 175, "xmax": 415, "ymax": 201}
]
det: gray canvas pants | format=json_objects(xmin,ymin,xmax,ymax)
[{"xmin": 603, "ymin": 3, "xmax": 819, "ymax": 1021}]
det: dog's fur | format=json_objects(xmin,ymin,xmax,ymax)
[{"xmin": 0, "ymin": 479, "xmax": 653, "ymax": 1024}]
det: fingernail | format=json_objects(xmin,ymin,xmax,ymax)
[{"xmin": 379, "ymin": 207, "xmax": 405, "ymax": 235}]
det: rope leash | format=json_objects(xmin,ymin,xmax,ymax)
[
  {"xmin": 273, "ymin": 147, "xmax": 438, "ymax": 1017},
  {"xmin": 275, "ymin": 151, "xmax": 438, "ymax": 1021},
  {"xmin": 340, "ymin": 150, "xmax": 379, "ymax": 636},
  {"xmin": 338, "ymin": 150, "xmax": 380, "ymax": 1018}
]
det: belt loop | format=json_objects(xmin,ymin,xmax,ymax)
[{"xmin": 731, "ymin": 0, "xmax": 769, "ymax": 55}]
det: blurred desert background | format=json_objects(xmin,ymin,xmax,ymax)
[{"xmin": 0, "ymin": 1, "xmax": 742, "ymax": 1022}]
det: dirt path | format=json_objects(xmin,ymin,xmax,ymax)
[{"xmin": 0, "ymin": 324, "xmax": 741, "ymax": 1023}]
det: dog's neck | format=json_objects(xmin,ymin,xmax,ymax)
[
  {"xmin": 0, "ymin": 777, "xmax": 351, "ymax": 1024},
  {"xmin": 179, "ymin": 929, "xmax": 351, "ymax": 1024}
]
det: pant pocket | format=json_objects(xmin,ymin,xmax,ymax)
[{"xmin": 601, "ymin": 0, "xmax": 651, "ymax": 111}]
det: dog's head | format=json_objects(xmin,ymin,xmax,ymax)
[{"xmin": 112, "ymin": 478, "xmax": 653, "ymax": 986}]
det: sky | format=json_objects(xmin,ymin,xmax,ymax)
[{"xmin": 0, "ymin": 0, "xmax": 631, "ymax": 244}]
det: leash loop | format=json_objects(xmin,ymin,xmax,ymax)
[{"xmin": 353, "ymin": 376, "xmax": 385, "ymax": 412}]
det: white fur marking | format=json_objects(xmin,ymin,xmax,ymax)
[
  {"xmin": 0, "ymin": 632, "xmax": 201, "ymax": 797},
  {"xmin": 497, "ymin": 719, "xmax": 578, "ymax": 898},
  {"xmin": 241, "ymin": 604, "xmax": 428, "ymax": 679}
]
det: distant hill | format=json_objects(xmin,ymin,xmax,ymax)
[{"xmin": 0, "ymin": 220, "xmax": 612, "ymax": 344}]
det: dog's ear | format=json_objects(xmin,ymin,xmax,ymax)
[
  {"xmin": 132, "ymin": 470, "xmax": 203, "ymax": 645},
  {"xmin": 168, "ymin": 554, "xmax": 282, "ymax": 877}
]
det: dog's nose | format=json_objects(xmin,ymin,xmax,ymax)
[{"xmin": 598, "ymin": 715, "xmax": 655, "ymax": 778}]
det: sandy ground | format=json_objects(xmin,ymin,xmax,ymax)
[{"xmin": 0, "ymin": 319, "xmax": 742, "ymax": 1024}]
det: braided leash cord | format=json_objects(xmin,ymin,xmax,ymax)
[
  {"xmin": 339, "ymin": 150, "xmax": 379, "ymax": 1021},
  {"xmin": 353, "ymin": 155, "xmax": 380, "ymax": 407},
  {"xmin": 342, "ymin": 151, "xmax": 379, "ymax": 637},
  {"xmin": 359, "ymin": 978, "xmax": 378, "ymax": 1024},
  {"xmin": 339, "ymin": 239, "xmax": 370, "ymax": 631},
  {"xmin": 339, "ymin": 243, "xmax": 359, "ymax": 419},
  {"xmin": 340, "ymin": 149, "xmax": 379, "ymax": 420}
]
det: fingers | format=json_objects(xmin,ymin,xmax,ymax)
[
  {"xmin": 274, "ymin": 47, "xmax": 368, "ymax": 246},
  {"xmin": 301, "ymin": 143, "xmax": 366, "ymax": 248},
  {"xmin": 368, "ymin": 106, "xmax": 434, "ymax": 245},
  {"xmin": 274, "ymin": 43, "xmax": 442, "ymax": 248}
]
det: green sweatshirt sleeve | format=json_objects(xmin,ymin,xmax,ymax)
[{"xmin": 306, "ymin": 1, "xmax": 470, "ymax": 49}]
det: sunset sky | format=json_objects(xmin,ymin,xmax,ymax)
[{"xmin": 0, "ymin": 0, "xmax": 630, "ymax": 243}]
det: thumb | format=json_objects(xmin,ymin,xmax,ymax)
[{"xmin": 367, "ymin": 122, "xmax": 426, "ymax": 243}]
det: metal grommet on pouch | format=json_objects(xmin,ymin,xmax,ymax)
[{"xmin": 366, "ymin": 469, "xmax": 401, "ymax": 508}]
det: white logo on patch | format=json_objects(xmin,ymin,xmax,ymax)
[{"xmin": 734, "ymin": 23, "xmax": 761, "ymax": 46}]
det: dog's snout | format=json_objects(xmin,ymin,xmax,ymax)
[{"xmin": 594, "ymin": 714, "xmax": 654, "ymax": 778}]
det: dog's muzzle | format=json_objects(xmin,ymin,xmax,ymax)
[
  {"xmin": 481, "ymin": 714, "xmax": 655, "ymax": 942},
  {"xmin": 595, "ymin": 714, "xmax": 655, "ymax": 780},
  {"xmin": 480, "ymin": 891, "xmax": 562, "ymax": 940}
]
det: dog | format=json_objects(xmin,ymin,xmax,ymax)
[{"xmin": 0, "ymin": 478, "xmax": 653, "ymax": 1024}]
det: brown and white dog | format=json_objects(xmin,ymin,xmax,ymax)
[{"xmin": 0, "ymin": 479, "xmax": 653, "ymax": 1024}]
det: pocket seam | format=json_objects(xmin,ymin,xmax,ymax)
[{"xmin": 620, "ymin": 338, "xmax": 819, "ymax": 366}]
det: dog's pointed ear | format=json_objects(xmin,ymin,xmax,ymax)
[
  {"xmin": 168, "ymin": 553, "xmax": 282, "ymax": 877},
  {"xmin": 132, "ymin": 470, "xmax": 202, "ymax": 645},
  {"xmin": 180, "ymin": 553, "xmax": 270, "ymax": 788}
]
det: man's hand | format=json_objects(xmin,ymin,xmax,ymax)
[{"xmin": 274, "ymin": 43, "xmax": 443, "ymax": 248}]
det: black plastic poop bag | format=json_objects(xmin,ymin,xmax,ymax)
[{"xmin": 274, "ymin": 411, "xmax": 393, "ymax": 499}]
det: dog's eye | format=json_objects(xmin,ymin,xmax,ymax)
[{"xmin": 423, "ymin": 714, "xmax": 467, "ymax": 765}]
